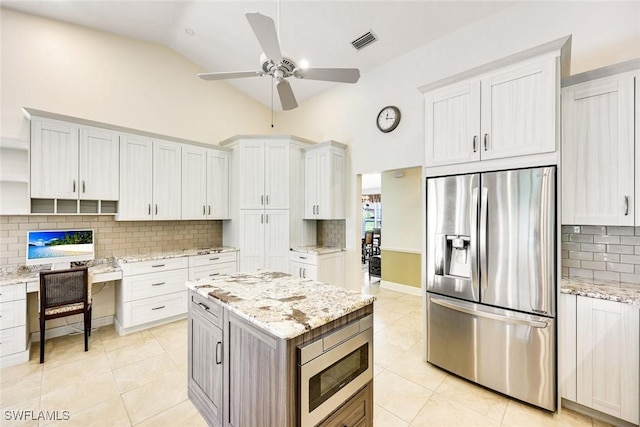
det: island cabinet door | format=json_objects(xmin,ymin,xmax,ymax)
[
  {"xmin": 188, "ymin": 302, "xmax": 224, "ymax": 427},
  {"xmin": 227, "ymin": 313, "xmax": 284, "ymax": 427}
]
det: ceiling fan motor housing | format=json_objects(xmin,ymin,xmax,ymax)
[{"xmin": 260, "ymin": 53, "xmax": 297, "ymax": 78}]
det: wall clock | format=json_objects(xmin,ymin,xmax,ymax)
[{"xmin": 376, "ymin": 106, "xmax": 401, "ymax": 133}]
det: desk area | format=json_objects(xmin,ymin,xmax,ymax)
[{"xmin": 0, "ymin": 247, "xmax": 237, "ymax": 368}]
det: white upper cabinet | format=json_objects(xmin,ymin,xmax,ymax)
[
  {"xmin": 304, "ymin": 142, "xmax": 346, "ymax": 219},
  {"xmin": 31, "ymin": 118, "xmax": 119, "ymax": 201},
  {"xmin": 562, "ymin": 72, "xmax": 635, "ymax": 226},
  {"xmin": 480, "ymin": 58, "xmax": 556, "ymax": 160},
  {"xmin": 425, "ymin": 80, "xmax": 481, "ymax": 166},
  {"xmin": 182, "ymin": 145, "xmax": 229, "ymax": 220},
  {"xmin": 424, "ymin": 56, "xmax": 557, "ymax": 167},
  {"xmin": 152, "ymin": 140, "xmax": 182, "ymax": 220},
  {"xmin": 119, "ymin": 134, "xmax": 153, "ymax": 220},
  {"xmin": 79, "ymin": 127, "xmax": 119, "ymax": 200},
  {"xmin": 31, "ymin": 119, "xmax": 79, "ymax": 199},
  {"xmin": 118, "ymin": 135, "xmax": 181, "ymax": 221},
  {"xmin": 238, "ymin": 140, "xmax": 289, "ymax": 210}
]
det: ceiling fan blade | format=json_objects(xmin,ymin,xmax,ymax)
[
  {"xmin": 275, "ymin": 78, "xmax": 298, "ymax": 110},
  {"xmin": 245, "ymin": 12, "xmax": 283, "ymax": 63},
  {"xmin": 293, "ymin": 67, "xmax": 360, "ymax": 83},
  {"xmin": 198, "ymin": 71, "xmax": 262, "ymax": 81}
]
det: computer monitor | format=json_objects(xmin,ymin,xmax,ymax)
[{"xmin": 26, "ymin": 229, "xmax": 95, "ymax": 270}]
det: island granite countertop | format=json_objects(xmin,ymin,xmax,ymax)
[{"xmin": 186, "ymin": 270, "xmax": 376, "ymax": 340}]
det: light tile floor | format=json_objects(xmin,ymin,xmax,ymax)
[{"xmin": 0, "ymin": 269, "xmax": 610, "ymax": 426}]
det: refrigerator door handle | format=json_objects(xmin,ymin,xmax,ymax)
[
  {"xmin": 479, "ymin": 186, "xmax": 488, "ymax": 291},
  {"xmin": 470, "ymin": 187, "xmax": 479, "ymax": 286},
  {"xmin": 430, "ymin": 296, "xmax": 549, "ymax": 329}
]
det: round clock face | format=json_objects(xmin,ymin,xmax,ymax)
[{"xmin": 376, "ymin": 106, "xmax": 401, "ymax": 133}]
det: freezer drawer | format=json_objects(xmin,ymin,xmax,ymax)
[{"xmin": 426, "ymin": 294, "xmax": 556, "ymax": 411}]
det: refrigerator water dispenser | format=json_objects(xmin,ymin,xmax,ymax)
[{"xmin": 434, "ymin": 234, "xmax": 471, "ymax": 279}]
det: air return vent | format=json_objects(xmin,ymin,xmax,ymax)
[{"xmin": 351, "ymin": 30, "xmax": 378, "ymax": 50}]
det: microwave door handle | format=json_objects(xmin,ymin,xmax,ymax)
[
  {"xmin": 479, "ymin": 186, "xmax": 488, "ymax": 291},
  {"xmin": 430, "ymin": 297, "xmax": 549, "ymax": 329}
]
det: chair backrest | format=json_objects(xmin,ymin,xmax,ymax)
[
  {"xmin": 40, "ymin": 267, "xmax": 89, "ymax": 312},
  {"xmin": 364, "ymin": 231, "xmax": 374, "ymax": 245}
]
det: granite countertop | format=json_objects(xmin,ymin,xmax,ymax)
[
  {"xmin": 0, "ymin": 247, "xmax": 237, "ymax": 286},
  {"xmin": 117, "ymin": 247, "xmax": 237, "ymax": 263},
  {"xmin": 561, "ymin": 277, "xmax": 640, "ymax": 307},
  {"xmin": 290, "ymin": 246, "xmax": 345, "ymax": 255},
  {"xmin": 187, "ymin": 270, "xmax": 375, "ymax": 340}
]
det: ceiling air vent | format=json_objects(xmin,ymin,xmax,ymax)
[{"xmin": 351, "ymin": 30, "xmax": 378, "ymax": 50}]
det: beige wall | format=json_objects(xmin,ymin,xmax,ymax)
[{"xmin": 0, "ymin": 8, "xmax": 274, "ymax": 144}]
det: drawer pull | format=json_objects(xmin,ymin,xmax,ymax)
[
  {"xmin": 151, "ymin": 282, "xmax": 165, "ymax": 286},
  {"xmin": 299, "ymin": 256, "xmax": 307, "ymax": 260},
  {"xmin": 209, "ymin": 257, "xmax": 220, "ymax": 261},
  {"xmin": 209, "ymin": 273, "xmax": 220, "ymax": 277},
  {"xmin": 215, "ymin": 341, "xmax": 222, "ymax": 364},
  {"xmin": 151, "ymin": 264, "xmax": 165, "ymax": 268},
  {"xmin": 197, "ymin": 302, "xmax": 210, "ymax": 311},
  {"xmin": 151, "ymin": 305, "xmax": 166, "ymax": 311}
]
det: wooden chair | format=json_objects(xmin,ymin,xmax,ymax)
[
  {"xmin": 362, "ymin": 231, "xmax": 374, "ymax": 262},
  {"xmin": 39, "ymin": 267, "xmax": 92, "ymax": 363}
]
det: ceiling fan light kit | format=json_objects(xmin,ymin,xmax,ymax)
[{"xmin": 198, "ymin": 12, "xmax": 360, "ymax": 111}]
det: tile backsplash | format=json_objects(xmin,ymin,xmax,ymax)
[
  {"xmin": 561, "ymin": 225, "xmax": 640, "ymax": 284},
  {"xmin": 0, "ymin": 215, "xmax": 223, "ymax": 269},
  {"xmin": 317, "ymin": 220, "xmax": 346, "ymax": 249}
]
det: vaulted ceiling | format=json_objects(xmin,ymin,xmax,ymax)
[{"xmin": 2, "ymin": 1, "xmax": 515, "ymax": 110}]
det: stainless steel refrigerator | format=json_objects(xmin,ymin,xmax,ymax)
[{"xmin": 425, "ymin": 166, "xmax": 556, "ymax": 411}]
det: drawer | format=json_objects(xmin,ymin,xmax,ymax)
[
  {"xmin": 0, "ymin": 283, "xmax": 26, "ymax": 303},
  {"xmin": 189, "ymin": 262, "xmax": 237, "ymax": 281},
  {"xmin": 290, "ymin": 251, "xmax": 318, "ymax": 265},
  {"xmin": 120, "ymin": 257, "xmax": 188, "ymax": 276},
  {"xmin": 122, "ymin": 268, "xmax": 188, "ymax": 302},
  {"xmin": 122, "ymin": 291, "xmax": 187, "ymax": 328},
  {"xmin": 188, "ymin": 251, "xmax": 237, "ymax": 268},
  {"xmin": 0, "ymin": 326, "xmax": 26, "ymax": 357},
  {"xmin": 0, "ymin": 300, "xmax": 27, "ymax": 330},
  {"xmin": 318, "ymin": 383, "xmax": 372, "ymax": 427},
  {"xmin": 190, "ymin": 291, "xmax": 222, "ymax": 328}
]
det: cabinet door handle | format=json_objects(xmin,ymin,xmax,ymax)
[
  {"xmin": 261, "ymin": 195, "xmax": 264, "ymax": 205},
  {"xmin": 473, "ymin": 135, "xmax": 477, "ymax": 153},
  {"xmin": 151, "ymin": 305, "xmax": 165, "ymax": 311},
  {"xmin": 624, "ymin": 196, "xmax": 629, "ymax": 216},
  {"xmin": 316, "ymin": 205, "xmax": 319, "ymax": 215},
  {"xmin": 148, "ymin": 204, "xmax": 151, "ymax": 215},
  {"xmin": 266, "ymin": 195, "xmax": 269, "ymax": 205},
  {"xmin": 261, "ymin": 214, "xmax": 264, "ymax": 224},
  {"xmin": 265, "ymin": 214, "xmax": 269, "ymax": 224},
  {"xmin": 151, "ymin": 282, "xmax": 165, "ymax": 286},
  {"xmin": 82, "ymin": 180, "xmax": 86, "ymax": 193},
  {"xmin": 302, "ymin": 268, "xmax": 306, "ymax": 279},
  {"xmin": 72, "ymin": 179, "xmax": 76, "ymax": 193},
  {"xmin": 155, "ymin": 204, "xmax": 158, "ymax": 215},
  {"xmin": 483, "ymin": 133, "xmax": 489, "ymax": 151},
  {"xmin": 203, "ymin": 205, "xmax": 206, "ymax": 215},
  {"xmin": 215, "ymin": 341, "xmax": 222, "ymax": 365},
  {"xmin": 208, "ymin": 205, "xmax": 211, "ymax": 215},
  {"xmin": 299, "ymin": 267, "xmax": 302, "ymax": 277}
]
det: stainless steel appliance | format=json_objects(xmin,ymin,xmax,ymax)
[
  {"xmin": 298, "ymin": 314, "xmax": 373, "ymax": 426},
  {"xmin": 426, "ymin": 166, "xmax": 556, "ymax": 411}
]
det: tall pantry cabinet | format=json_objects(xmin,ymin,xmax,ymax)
[{"xmin": 222, "ymin": 136, "xmax": 316, "ymax": 272}]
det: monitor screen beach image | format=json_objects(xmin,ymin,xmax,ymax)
[{"xmin": 27, "ymin": 230, "xmax": 94, "ymax": 262}]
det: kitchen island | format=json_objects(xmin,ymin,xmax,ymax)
[{"xmin": 186, "ymin": 270, "xmax": 375, "ymax": 427}]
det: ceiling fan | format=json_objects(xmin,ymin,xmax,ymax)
[{"xmin": 198, "ymin": 12, "xmax": 360, "ymax": 111}]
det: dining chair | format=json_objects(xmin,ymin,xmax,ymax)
[{"xmin": 39, "ymin": 267, "xmax": 92, "ymax": 363}]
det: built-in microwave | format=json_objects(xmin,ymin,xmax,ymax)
[{"xmin": 298, "ymin": 314, "xmax": 373, "ymax": 427}]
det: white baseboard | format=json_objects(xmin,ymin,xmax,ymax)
[
  {"xmin": 380, "ymin": 280, "xmax": 422, "ymax": 296},
  {"xmin": 31, "ymin": 315, "xmax": 114, "ymax": 342},
  {"xmin": 0, "ymin": 348, "xmax": 30, "ymax": 369},
  {"xmin": 114, "ymin": 313, "xmax": 186, "ymax": 336}
]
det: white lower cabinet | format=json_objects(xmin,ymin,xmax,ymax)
[
  {"xmin": 116, "ymin": 257, "xmax": 189, "ymax": 334},
  {"xmin": 188, "ymin": 251, "xmax": 238, "ymax": 281},
  {"xmin": 0, "ymin": 283, "xmax": 28, "ymax": 367},
  {"xmin": 290, "ymin": 251, "xmax": 345, "ymax": 287},
  {"xmin": 561, "ymin": 293, "xmax": 639, "ymax": 424}
]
